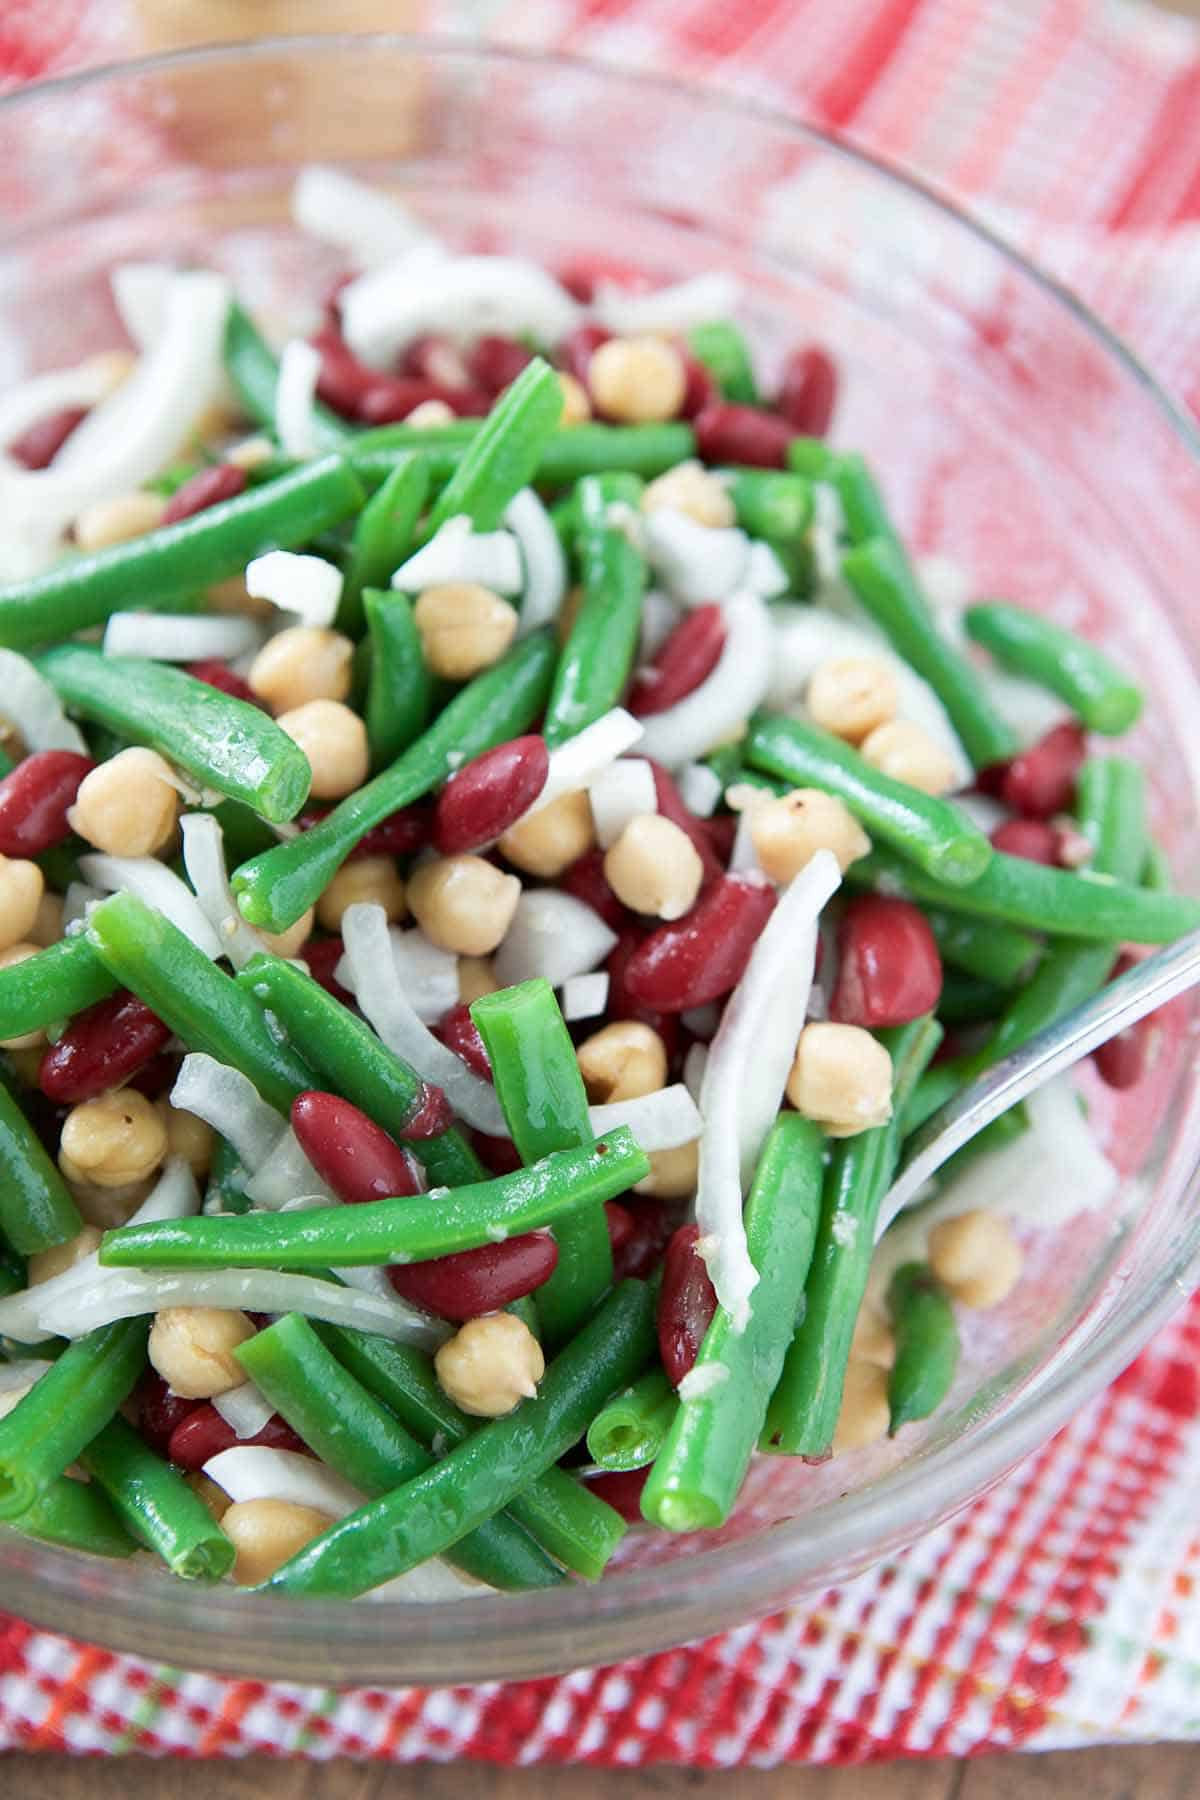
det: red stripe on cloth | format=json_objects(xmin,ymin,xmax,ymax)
[
  {"xmin": 948, "ymin": 0, "xmax": 1076, "ymax": 194},
  {"xmin": 812, "ymin": 0, "xmax": 925, "ymax": 128},
  {"xmin": 1107, "ymin": 65, "xmax": 1200, "ymax": 230},
  {"xmin": 26, "ymin": 1646, "xmax": 112, "ymax": 1752}
]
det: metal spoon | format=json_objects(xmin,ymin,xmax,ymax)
[{"xmin": 876, "ymin": 926, "xmax": 1200, "ymax": 1239}]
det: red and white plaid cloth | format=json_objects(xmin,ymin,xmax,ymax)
[{"xmin": 4, "ymin": 0, "xmax": 1200, "ymax": 1765}]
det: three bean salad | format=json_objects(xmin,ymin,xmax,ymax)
[{"xmin": 0, "ymin": 165, "xmax": 1193, "ymax": 1600}]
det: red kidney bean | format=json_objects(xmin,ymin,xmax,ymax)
[
  {"xmin": 605, "ymin": 1200, "xmax": 635, "ymax": 1258},
  {"xmin": 469, "ymin": 335, "xmax": 534, "ymax": 395},
  {"xmin": 630, "ymin": 606, "xmax": 726, "ymax": 717},
  {"xmin": 658, "ymin": 1223, "xmax": 718, "ymax": 1386},
  {"xmin": 399, "ymin": 1080, "xmax": 455, "ymax": 1141},
  {"xmin": 39, "ymin": 990, "xmax": 172, "ymax": 1103},
  {"xmin": 434, "ymin": 1004, "xmax": 493, "ymax": 1080},
  {"xmin": 776, "ymin": 345, "xmax": 838, "ymax": 436},
  {"xmin": 605, "ymin": 927, "xmax": 683, "ymax": 1059},
  {"xmin": 981, "ymin": 722, "xmax": 1087, "ymax": 821},
  {"xmin": 559, "ymin": 323, "xmax": 610, "ymax": 390},
  {"xmin": 1093, "ymin": 953, "xmax": 1157, "ymax": 1091},
  {"xmin": 167, "ymin": 1405, "xmax": 308, "ymax": 1472},
  {"xmin": 679, "ymin": 351, "xmax": 718, "ymax": 420},
  {"xmin": 8, "ymin": 405, "xmax": 88, "ymax": 470},
  {"xmin": 0, "ymin": 750, "xmax": 94, "ymax": 856},
  {"xmin": 309, "ymin": 325, "xmax": 377, "ymax": 418},
  {"xmin": 299, "ymin": 936, "xmax": 354, "ymax": 1006},
  {"xmin": 186, "ymin": 659, "xmax": 260, "ymax": 706},
  {"xmin": 705, "ymin": 812, "xmax": 736, "ymax": 863},
  {"xmin": 291, "ymin": 1091, "xmax": 422, "ymax": 1204},
  {"xmin": 388, "ymin": 1232, "xmax": 559, "ymax": 1321},
  {"xmin": 648, "ymin": 762, "xmax": 725, "ymax": 885},
  {"xmin": 162, "ymin": 463, "xmax": 247, "ymax": 527},
  {"xmin": 470, "ymin": 1130, "xmax": 525, "ymax": 1177},
  {"xmin": 622, "ymin": 876, "xmax": 776, "ymax": 1013},
  {"xmin": 298, "ymin": 801, "xmax": 432, "ymax": 858},
  {"xmin": 611, "ymin": 1196, "xmax": 678, "ymax": 1281},
  {"xmin": 433, "ymin": 735, "xmax": 549, "ymax": 855},
  {"xmin": 358, "ymin": 376, "xmax": 484, "ymax": 425},
  {"xmin": 322, "ymin": 272, "xmax": 354, "ymax": 326},
  {"xmin": 990, "ymin": 818, "xmax": 1061, "ymax": 865},
  {"xmin": 830, "ymin": 895, "xmax": 943, "ymax": 1029},
  {"xmin": 584, "ymin": 1465, "xmax": 650, "ymax": 1522},
  {"xmin": 693, "ymin": 402, "xmax": 792, "ymax": 469},
  {"xmin": 134, "ymin": 1370, "xmax": 198, "ymax": 1458},
  {"xmin": 561, "ymin": 848, "xmax": 631, "ymax": 932}
]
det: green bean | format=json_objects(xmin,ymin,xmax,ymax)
[
  {"xmin": 0, "ymin": 1319, "xmax": 147, "ymax": 1518},
  {"xmin": 925, "ymin": 909, "xmax": 1039, "ymax": 987},
  {"xmin": 535, "ymin": 423, "xmax": 695, "ymax": 486},
  {"xmin": 0, "ymin": 936, "xmax": 115, "ymax": 1044},
  {"xmin": 203, "ymin": 1133, "xmax": 252, "ymax": 1216},
  {"xmin": 319, "ymin": 1325, "xmax": 624, "ymax": 1579},
  {"xmin": 223, "ymin": 301, "xmax": 351, "ymax": 450},
  {"xmin": 236, "ymin": 952, "xmax": 482, "ymax": 1187},
  {"xmin": 80, "ymin": 1414, "xmax": 234, "ymax": 1581},
  {"xmin": 236, "ymin": 1315, "xmax": 562, "ymax": 1591},
  {"xmin": 208, "ymin": 799, "xmax": 277, "ymax": 866},
  {"xmin": 764, "ymin": 1016, "xmax": 942, "ymax": 1458},
  {"xmin": 101, "ymin": 1130, "xmax": 646, "ymax": 1272},
  {"xmin": 1143, "ymin": 841, "xmax": 1172, "ymax": 892},
  {"xmin": 471, "ymin": 978, "xmax": 613, "ymax": 1343},
  {"xmin": 964, "ymin": 602, "xmax": 1143, "ymax": 737},
  {"xmin": 0, "ymin": 456, "xmax": 365, "ymax": 651},
  {"xmin": 841, "ymin": 536, "xmax": 1017, "ymax": 770},
  {"xmin": 37, "ymin": 646, "xmax": 313, "ymax": 823},
  {"xmin": 339, "ymin": 452, "xmax": 429, "ymax": 636},
  {"xmin": 86, "ymin": 892, "xmax": 317, "ymax": 1113},
  {"xmin": 937, "ymin": 1104, "xmax": 1029, "ymax": 1180},
  {"xmin": 886, "ymin": 1263, "xmax": 960, "ymax": 1433},
  {"xmin": 232, "ymin": 629, "xmax": 557, "ymax": 932},
  {"xmin": 542, "ymin": 473, "xmax": 646, "ymax": 748},
  {"xmin": 0, "ymin": 1078, "xmax": 82, "ymax": 1254},
  {"xmin": 746, "ymin": 712, "xmax": 991, "ymax": 886},
  {"xmin": 16, "ymin": 1472, "xmax": 138, "ymax": 1560},
  {"xmin": 827, "ymin": 453, "xmax": 892, "ymax": 545},
  {"xmin": 427, "ymin": 357, "xmax": 563, "ymax": 535},
  {"xmin": 644, "ymin": 1114, "xmax": 825, "ymax": 1530},
  {"xmin": 267, "ymin": 1278, "xmax": 655, "ymax": 1595},
  {"xmin": 688, "ymin": 321, "xmax": 759, "ymax": 404},
  {"xmin": 363, "ymin": 589, "xmax": 432, "ymax": 769},
  {"xmin": 786, "ymin": 437, "xmax": 836, "ymax": 481},
  {"xmin": 586, "ymin": 1368, "xmax": 677, "ymax": 1473},
  {"xmin": 0, "ymin": 1245, "xmax": 24, "ymax": 1300},
  {"xmin": 506, "ymin": 1292, "xmax": 542, "ymax": 1340},
  {"xmin": 724, "ymin": 468, "xmax": 816, "ymax": 595},
  {"xmin": 936, "ymin": 970, "xmax": 1006, "ymax": 1026},
  {"xmin": 902, "ymin": 1063, "xmax": 962, "ymax": 1136}
]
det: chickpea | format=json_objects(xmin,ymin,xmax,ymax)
[
  {"xmin": 0, "ymin": 858, "xmax": 43, "ymax": 955},
  {"xmin": 557, "ymin": 371, "xmax": 592, "ymax": 426},
  {"xmin": 603, "ymin": 814, "xmax": 703, "ymax": 921},
  {"xmin": 786, "ymin": 1022, "xmax": 893, "ymax": 1137},
  {"xmin": 248, "ymin": 626, "xmax": 355, "ymax": 714},
  {"xmin": 29, "ymin": 892, "xmax": 64, "ymax": 950},
  {"xmin": 749, "ymin": 788, "xmax": 871, "ymax": 882},
  {"xmin": 276, "ymin": 699, "xmax": 369, "ymax": 799},
  {"xmin": 405, "ymin": 398, "xmax": 457, "ymax": 429},
  {"xmin": 73, "ymin": 490, "xmax": 166, "ymax": 553},
  {"xmin": 59, "ymin": 1088, "xmax": 169, "ymax": 1188},
  {"xmin": 258, "ymin": 906, "xmax": 316, "ymax": 960},
  {"xmin": 860, "ymin": 720, "xmax": 957, "ymax": 797},
  {"xmin": 577, "ymin": 1020, "xmax": 668, "ymax": 1104},
  {"xmin": 833, "ymin": 1359, "xmax": 891, "ymax": 1453},
  {"xmin": 0, "ymin": 942, "xmax": 45, "ymax": 1047},
  {"xmin": 226, "ymin": 434, "xmax": 275, "ymax": 472},
  {"xmin": 186, "ymin": 1471, "xmax": 231, "ymax": 1523},
  {"xmin": 316, "ymin": 857, "xmax": 405, "ymax": 933},
  {"xmin": 642, "ymin": 460, "xmax": 736, "ymax": 529},
  {"xmin": 556, "ymin": 584, "xmax": 585, "ymax": 646},
  {"xmin": 148, "ymin": 1306, "xmax": 255, "ymax": 1399},
  {"xmin": 210, "ymin": 574, "xmax": 273, "ymax": 618},
  {"xmin": 68, "ymin": 746, "xmax": 178, "ymax": 858},
  {"xmin": 458, "ymin": 955, "xmax": 498, "ymax": 1006},
  {"xmin": 27, "ymin": 1225, "xmax": 103, "ymax": 1287},
  {"xmin": 634, "ymin": 1139, "xmax": 700, "ymax": 1199},
  {"xmin": 67, "ymin": 1174, "xmax": 155, "ymax": 1229},
  {"xmin": 222, "ymin": 1499, "xmax": 335, "ymax": 1586},
  {"xmin": 588, "ymin": 336, "xmax": 687, "ymax": 424},
  {"xmin": 159, "ymin": 1104, "xmax": 215, "ymax": 1178},
  {"xmin": 807, "ymin": 656, "xmax": 899, "ymax": 743},
  {"xmin": 498, "ymin": 790, "xmax": 594, "ymax": 879},
  {"xmin": 850, "ymin": 1304, "xmax": 896, "ymax": 1370},
  {"xmin": 928, "ymin": 1210, "xmax": 1024, "ymax": 1310},
  {"xmin": 413, "ymin": 583, "xmax": 517, "ymax": 681},
  {"xmin": 435, "ymin": 1313, "xmax": 545, "ymax": 1418},
  {"xmin": 407, "ymin": 855, "xmax": 521, "ymax": 957}
]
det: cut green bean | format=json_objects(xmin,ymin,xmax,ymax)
[
  {"xmin": 427, "ymin": 357, "xmax": 563, "ymax": 534},
  {"xmin": 16, "ymin": 1473, "xmax": 138, "ymax": 1560},
  {"xmin": 0, "ymin": 456, "xmax": 365, "ymax": 651},
  {"xmin": 81, "ymin": 1414, "xmax": 234, "ymax": 1581},
  {"xmin": 842, "ymin": 536, "xmax": 1017, "ymax": 770},
  {"xmin": 0, "ymin": 935, "xmax": 115, "ymax": 1044},
  {"xmin": 267, "ymin": 1278, "xmax": 655, "ymax": 1595},
  {"xmin": 688, "ymin": 321, "xmax": 759, "ymax": 404},
  {"xmin": 223, "ymin": 301, "xmax": 351, "ymax": 450},
  {"xmin": 964, "ymin": 602, "xmax": 1143, "ymax": 736},
  {"xmin": 724, "ymin": 468, "xmax": 815, "ymax": 594},
  {"xmin": 925, "ymin": 908, "xmax": 1039, "ymax": 987},
  {"xmin": 786, "ymin": 437, "xmax": 836, "ymax": 480},
  {"xmin": 86, "ymin": 892, "xmax": 317, "ymax": 1113},
  {"xmin": 0, "ymin": 1318, "xmax": 147, "ymax": 1518},
  {"xmin": 0, "ymin": 1245, "xmax": 24, "ymax": 1300},
  {"xmin": 237, "ymin": 1315, "xmax": 562, "ymax": 1591},
  {"xmin": 363, "ymin": 588, "xmax": 432, "ymax": 769},
  {"xmin": 471, "ymin": 978, "xmax": 613, "ymax": 1344},
  {"xmin": 543, "ymin": 473, "xmax": 646, "ymax": 748},
  {"xmin": 886, "ymin": 1263, "xmax": 960, "ymax": 1433},
  {"xmin": 0, "ymin": 1078, "xmax": 82, "ymax": 1254},
  {"xmin": 827, "ymin": 453, "xmax": 892, "ymax": 544},
  {"xmin": 203, "ymin": 1133, "xmax": 252, "ymax": 1216},
  {"xmin": 644, "ymin": 1114, "xmax": 825, "ymax": 1530},
  {"xmin": 746, "ymin": 712, "xmax": 991, "ymax": 886},
  {"xmin": 936, "ymin": 970, "xmax": 1006, "ymax": 1026},
  {"xmin": 536, "ymin": 422, "xmax": 695, "ymax": 486},
  {"xmin": 232, "ymin": 629, "xmax": 557, "ymax": 931},
  {"xmin": 1143, "ymin": 841, "xmax": 1172, "ymax": 892},
  {"xmin": 340, "ymin": 452, "xmax": 429, "ymax": 636},
  {"xmin": 586, "ymin": 1368, "xmax": 677, "ymax": 1473}
]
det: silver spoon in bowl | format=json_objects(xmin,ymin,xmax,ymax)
[{"xmin": 876, "ymin": 927, "xmax": 1200, "ymax": 1239}]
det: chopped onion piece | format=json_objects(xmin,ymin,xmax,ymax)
[
  {"xmin": 494, "ymin": 891, "xmax": 617, "ymax": 991},
  {"xmin": 588, "ymin": 1084, "xmax": 702, "ymax": 1153},
  {"xmin": 677, "ymin": 1363, "xmax": 729, "ymax": 1402},
  {"xmin": 292, "ymin": 165, "xmax": 440, "ymax": 269},
  {"xmin": 0, "ymin": 1359, "xmax": 52, "ymax": 1396},
  {"xmin": 683, "ymin": 1042, "xmax": 709, "ymax": 1102},
  {"xmin": 390, "ymin": 516, "xmax": 523, "ymax": 596},
  {"xmin": 243, "ymin": 1128, "xmax": 338, "ymax": 1211},
  {"xmin": 245, "ymin": 550, "xmax": 344, "ymax": 626},
  {"xmin": 505, "ymin": 487, "xmax": 566, "ymax": 635},
  {"xmin": 204, "ymin": 1446, "xmax": 365, "ymax": 1517},
  {"xmin": 745, "ymin": 541, "xmax": 790, "ymax": 599},
  {"xmin": 103, "ymin": 612, "xmax": 263, "ymax": 663},
  {"xmin": 62, "ymin": 881, "xmax": 102, "ymax": 932},
  {"xmin": 342, "ymin": 903, "xmax": 506, "ymax": 1135},
  {"xmin": 678, "ymin": 762, "xmax": 721, "ymax": 818},
  {"xmin": 334, "ymin": 1264, "xmax": 400, "ymax": 1301},
  {"xmin": 697, "ymin": 851, "xmax": 841, "ymax": 1329},
  {"xmin": 560, "ymin": 972, "xmax": 609, "ymax": 1022},
  {"xmin": 0, "ymin": 357, "xmax": 123, "ymax": 462},
  {"xmin": 78, "ymin": 853, "xmax": 224, "ymax": 961},
  {"xmin": 637, "ymin": 590, "xmax": 772, "ymax": 770},
  {"xmin": 171, "ymin": 1054, "xmax": 284, "ymax": 1173},
  {"xmin": 643, "ymin": 508, "xmax": 749, "ymax": 605},
  {"xmin": 389, "ymin": 929, "xmax": 460, "ymax": 1024},
  {"xmin": 521, "ymin": 708, "xmax": 643, "ymax": 820},
  {"xmin": 367, "ymin": 1562, "xmax": 493, "ymax": 1603},
  {"xmin": 0, "ymin": 650, "xmax": 89, "ymax": 754},
  {"xmin": 212, "ymin": 1381, "xmax": 277, "ymax": 1441},
  {"xmin": 591, "ymin": 272, "xmax": 741, "ymax": 336},
  {"xmin": 639, "ymin": 587, "xmax": 680, "ymax": 660},
  {"xmin": 181, "ymin": 812, "xmax": 274, "ymax": 971},
  {"xmin": 588, "ymin": 757, "xmax": 657, "ymax": 848},
  {"xmin": 110, "ymin": 262, "xmax": 174, "ymax": 350},
  {"xmin": 341, "ymin": 253, "xmax": 580, "ymax": 369},
  {"xmin": 275, "ymin": 338, "xmax": 322, "ymax": 461}
]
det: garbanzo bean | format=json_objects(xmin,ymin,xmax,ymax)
[
  {"xmin": 316, "ymin": 857, "xmax": 405, "ymax": 933},
  {"xmin": 248, "ymin": 626, "xmax": 355, "ymax": 714},
  {"xmin": 577, "ymin": 1020, "xmax": 668, "ymax": 1103},
  {"xmin": 498, "ymin": 790, "xmax": 594, "ymax": 879},
  {"xmin": 603, "ymin": 814, "xmax": 703, "ymax": 920},
  {"xmin": 148, "ymin": 1306, "xmax": 255, "ymax": 1399},
  {"xmin": 434, "ymin": 1313, "xmax": 545, "ymax": 1418},
  {"xmin": 407, "ymin": 856, "xmax": 520, "ymax": 956},
  {"xmin": 59, "ymin": 1088, "xmax": 168, "ymax": 1188},
  {"xmin": 68, "ymin": 746, "xmax": 178, "ymax": 858},
  {"xmin": 276, "ymin": 699, "xmax": 369, "ymax": 799},
  {"xmin": 786, "ymin": 1022, "xmax": 893, "ymax": 1137}
]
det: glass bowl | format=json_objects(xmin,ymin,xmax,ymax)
[{"xmin": 1, "ymin": 36, "xmax": 1199, "ymax": 1686}]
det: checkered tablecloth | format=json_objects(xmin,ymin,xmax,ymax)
[{"xmin": 4, "ymin": 0, "xmax": 1200, "ymax": 1765}]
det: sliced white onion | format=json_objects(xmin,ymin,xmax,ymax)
[
  {"xmin": 245, "ymin": 549, "xmax": 344, "ymax": 626},
  {"xmin": 697, "ymin": 853, "xmax": 841, "ymax": 1328},
  {"xmin": 642, "ymin": 508, "xmax": 749, "ymax": 605},
  {"xmin": 291, "ymin": 165, "xmax": 440, "ymax": 269},
  {"xmin": 505, "ymin": 487, "xmax": 566, "ymax": 636},
  {"xmin": 745, "ymin": 541, "xmax": 790, "ymax": 599},
  {"xmin": 953, "ymin": 792, "xmax": 1007, "ymax": 835},
  {"xmin": 521, "ymin": 708, "xmax": 644, "ymax": 820},
  {"xmin": 588, "ymin": 757, "xmax": 657, "ymax": 848},
  {"xmin": 588, "ymin": 1084, "xmax": 702, "ymax": 1153},
  {"xmin": 343, "ymin": 903, "xmax": 506, "ymax": 1135},
  {"xmin": 341, "ymin": 253, "xmax": 580, "ymax": 368},
  {"xmin": 275, "ymin": 338, "xmax": 322, "ymax": 461},
  {"xmin": 367, "ymin": 1561, "xmax": 493, "ymax": 1603},
  {"xmin": 591, "ymin": 272, "xmax": 740, "ymax": 336},
  {"xmin": 639, "ymin": 587, "xmax": 680, "ymax": 659},
  {"xmin": 0, "ymin": 650, "xmax": 89, "ymax": 754},
  {"xmin": 388, "ymin": 929, "xmax": 461, "ymax": 1025},
  {"xmin": 334, "ymin": 1263, "xmax": 400, "ymax": 1301},
  {"xmin": 243, "ymin": 1128, "xmax": 338, "ymax": 1211},
  {"xmin": 494, "ymin": 892, "xmax": 617, "ymax": 991},
  {"xmin": 560, "ymin": 972, "xmax": 609, "ymax": 1022},
  {"xmin": 212, "ymin": 1381, "xmax": 276, "ymax": 1441},
  {"xmin": 0, "ymin": 357, "xmax": 124, "ymax": 462},
  {"xmin": 0, "ymin": 1359, "xmax": 53, "ymax": 1394},
  {"xmin": 61, "ymin": 881, "xmax": 102, "ymax": 932},
  {"xmin": 683, "ymin": 1042, "xmax": 709, "ymax": 1102},
  {"xmin": 636, "ymin": 591, "xmax": 772, "ymax": 770},
  {"xmin": 102, "ymin": 611, "xmax": 263, "ymax": 663},
  {"xmin": 180, "ymin": 812, "xmax": 273, "ymax": 971},
  {"xmin": 390, "ymin": 516, "xmax": 523, "ymax": 596},
  {"xmin": 110, "ymin": 262, "xmax": 175, "ymax": 350},
  {"xmin": 982, "ymin": 666, "xmax": 1071, "ymax": 749},
  {"xmin": 204, "ymin": 1446, "xmax": 365, "ymax": 1516},
  {"xmin": 171, "ymin": 1053, "xmax": 284, "ymax": 1172},
  {"xmin": 678, "ymin": 762, "xmax": 721, "ymax": 819},
  {"xmin": 78, "ymin": 852, "xmax": 223, "ymax": 961}
]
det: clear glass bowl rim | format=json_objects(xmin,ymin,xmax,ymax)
[{"xmin": 2, "ymin": 32, "xmax": 1199, "ymax": 1684}]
